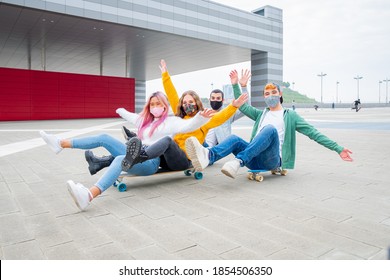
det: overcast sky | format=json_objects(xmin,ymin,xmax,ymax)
[{"xmin": 147, "ymin": 0, "xmax": 390, "ymax": 104}]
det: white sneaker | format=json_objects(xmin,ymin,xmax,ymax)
[
  {"xmin": 185, "ymin": 136, "xmax": 209, "ymax": 171},
  {"xmin": 221, "ymin": 158, "xmax": 242, "ymax": 179},
  {"xmin": 40, "ymin": 130, "xmax": 63, "ymax": 154},
  {"xmin": 66, "ymin": 180, "xmax": 92, "ymax": 211}
]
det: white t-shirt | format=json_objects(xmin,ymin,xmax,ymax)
[
  {"xmin": 205, "ymin": 128, "xmax": 217, "ymax": 147},
  {"xmin": 257, "ymin": 109, "xmax": 285, "ymax": 157}
]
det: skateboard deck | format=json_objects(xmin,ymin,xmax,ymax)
[
  {"xmin": 113, "ymin": 168, "xmax": 202, "ymax": 192},
  {"xmin": 247, "ymin": 168, "xmax": 287, "ymax": 182}
]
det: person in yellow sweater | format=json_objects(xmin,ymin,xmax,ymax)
[{"xmin": 121, "ymin": 59, "xmax": 248, "ymax": 172}]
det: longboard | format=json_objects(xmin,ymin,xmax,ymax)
[
  {"xmin": 247, "ymin": 168, "xmax": 287, "ymax": 182},
  {"xmin": 113, "ymin": 168, "xmax": 202, "ymax": 192}
]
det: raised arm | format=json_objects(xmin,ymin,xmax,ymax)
[
  {"xmin": 229, "ymin": 70, "xmax": 261, "ymax": 121},
  {"xmin": 160, "ymin": 59, "xmax": 180, "ymax": 114},
  {"xmin": 200, "ymin": 93, "xmax": 247, "ymax": 131}
]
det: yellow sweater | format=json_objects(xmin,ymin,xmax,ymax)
[{"xmin": 162, "ymin": 71, "xmax": 237, "ymax": 157}]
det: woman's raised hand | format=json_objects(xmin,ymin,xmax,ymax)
[
  {"xmin": 159, "ymin": 59, "xmax": 167, "ymax": 73},
  {"xmin": 199, "ymin": 108, "xmax": 215, "ymax": 118},
  {"xmin": 232, "ymin": 92, "xmax": 249, "ymax": 108}
]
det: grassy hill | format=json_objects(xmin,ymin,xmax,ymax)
[{"xmin": 281, "ymin": 86, "xmax": 317, "ymax": 103}]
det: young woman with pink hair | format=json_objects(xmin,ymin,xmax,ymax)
[{"xmin": 40, "ymin": 91, "xmax": 213, "ymax": 211}]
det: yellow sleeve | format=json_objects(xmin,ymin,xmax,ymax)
[
  {"xmin": 162, "ymin": 71, "xmax": 180, "ymax": 115},
  {"xmin": 201, "ymin": 104, "xmax": 238, "ymax": 130}
]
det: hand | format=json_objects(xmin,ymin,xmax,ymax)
[
  {"xmin": 199, "ymin": 108, "xmax": 215, "ymax": 118},
  {"xmin": 232, "ymin": 92, "xmax": 249, "ymax": 108},
  {"xmin": 159, "ymin": 59, "xmax": 167, "ymax": 73},
  {"xmin": 339, "ymin": 148, "xmax": 353, "ymax": 162},
  {"xmin": 229, "ymin": 70, "xmax": 238, "ymax": 85},
  {"xmin": 116, "ymin": 108, "xmax": 125, "ymax": 114},
  {"xmin": 239, "ymin": 69, "xmax": 251, "ymax": 87}
]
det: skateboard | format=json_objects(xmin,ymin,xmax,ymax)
[
  {"xmin": 247, "ymin": 168, "xmax": 287, "ymax": 182},
  {"xmin": 113, "ymin": 168, "xmax": 202, "ymax": 192}
]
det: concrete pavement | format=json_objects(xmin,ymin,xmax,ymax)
[{"xmin": 1, "ymin": 107, "xmax": 390, "ymax": 260}]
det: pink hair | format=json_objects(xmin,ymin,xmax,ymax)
[{"xmin": 137, "ymin": 91, "xmax": 169, "ymax": 139}]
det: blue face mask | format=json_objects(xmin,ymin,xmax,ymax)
[{"xmin": 265, "ymin": 95, "xmax": 281, "ymax": 108}]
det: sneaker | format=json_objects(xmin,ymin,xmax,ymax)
[
  {"xmin": 221, "ymin": 158, "xmax": 242, "ymax": 179},
  {"xmin": 185, "ymin": 136, "xmax": 210, "ymax": 171},
  {"xmin": 121, "ymin": 137, "xmax": 142, "ymax": 171},
  {"xmin": 39, "ymin": 130, "xmax": 63, "ymax": 154},
  {"xmin": 121, "ymin": 126, "xmax": 137, "ymax": 140},
  {"xmin": 66, "ymin": 180, "xmax": 91, "ymax": 211}
]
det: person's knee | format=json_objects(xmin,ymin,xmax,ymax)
[
  {"xmin": 98, "ymin": 133, "xmax": 112, "ymax": 142},
  {"xmin": 227, "ymin": 134, "xmax": 241, "ymax": 142},
  {"xmin": 262, "ymin": 124, "xmax": 278, "ymax": 135}
]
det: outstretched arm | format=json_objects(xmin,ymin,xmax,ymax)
[
  {"xmin": 116, "ymin": 108, "xmax": 139, "ymax": 124},
  {"xmin": 168, "ymin": 109, "xmax": 214, "ymax": 134}
]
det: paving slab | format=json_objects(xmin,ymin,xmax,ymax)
[{"xmin": 0, "ymin": 108, "xmax": 390, "ymax": 259}]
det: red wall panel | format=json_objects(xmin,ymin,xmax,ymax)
[{"xmin": 0, "ymin": 67, "xmax": 135, "ymax": 121}]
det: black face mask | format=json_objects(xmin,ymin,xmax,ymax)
[{"xmin": 210, "ymin": 100, "xmax": 223, "ymax": 110}]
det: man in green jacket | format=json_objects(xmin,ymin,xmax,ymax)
[{"xmin": 185, "ymin": 70, "xmax": 353, "ymax": 179}]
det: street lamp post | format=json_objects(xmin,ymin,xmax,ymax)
[
  {"xmin": 336, "ymin": 81, "xmax": 339, "ymax": 103},
  {"xmin": 317, "ymin": 72, "xmax": 327, "ymax": 103},
  {"xmin": 353, "ymin": 75, "xmax": 363, "ymax": 99},
  {"xmin": 384, "ymin": 78, "xmax": 390, "ymax": 104},
  {"xmin": 379, "ymin": 81, "xmax": 382, "ymax": 103}
]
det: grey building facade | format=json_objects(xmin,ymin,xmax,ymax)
[{"xmin": 0, "ymin": 0, "xmax": 283, "ymax": 110}]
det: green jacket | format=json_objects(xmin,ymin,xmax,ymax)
[{"xmin": 233, "ymin": 84, "xmax": 344, "ymax": 169}]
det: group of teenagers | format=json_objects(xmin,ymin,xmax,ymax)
[{"xmin": 40, "ymin": 60, "xmax": 353, "ymax": 211}]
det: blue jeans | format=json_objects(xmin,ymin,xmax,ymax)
[
  {"xmin": 208, "ymin": 125, "xmax": 281, "ymax": 170},
  {"xmin": 71, "ymin": 133, "xmax": 160, "ymax": 192}
]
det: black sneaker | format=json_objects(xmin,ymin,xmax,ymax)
[
  {"xmin": 121, "ymin": 126, "xmax": 137, "ymax": 140},
  {"xmin": 121, "ymin": 137, "xmax": 142, "ymax": 171}
]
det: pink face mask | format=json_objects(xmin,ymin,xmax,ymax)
[{"xmin": 150, "ymin": 107, "xmax": 165, "ymax": 118}]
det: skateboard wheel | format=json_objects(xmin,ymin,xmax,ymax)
[
  {"xmin": 113, "ymin": 180, "xmax": 119, "ymax": 187},
  {"xmin": 117, "ymin": 182, "xmax": 127, "ymax": 192},
  {"xmin": 247, "ymin": 173, "xmax": 254, "ymax": 180},
  {"xmin": 280, "ymin": 170, "xmax": 288, "ymax": 176},
  {"xmin": 194, "ymin": 171, "xmax": 203, "ymax": 180},
  {"xmin": 255, "ymin": 174, "xmax": 264, "ymax": 182},
  {"xmin": 184, "ymin": 169, "xmax": 192, "ymax": 176},
  {"xmin": 271, "ymin": 170, "xmax": 277, "ymax": 175}
]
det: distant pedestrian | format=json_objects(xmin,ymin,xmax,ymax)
[
  {"xmin": 292, "ymin": 100, "xmax": 296, "ymax": 111},
  {"xmin": 332, "ymin": 102, "xmax": 335, "ymax": 109},
  {"xmin": 352, "ymin": 99, "xmax": 361, "ymax": 112},
  {"xmin": 314, "ymin": 104, "xmax": 319, "ymax": 111}
]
